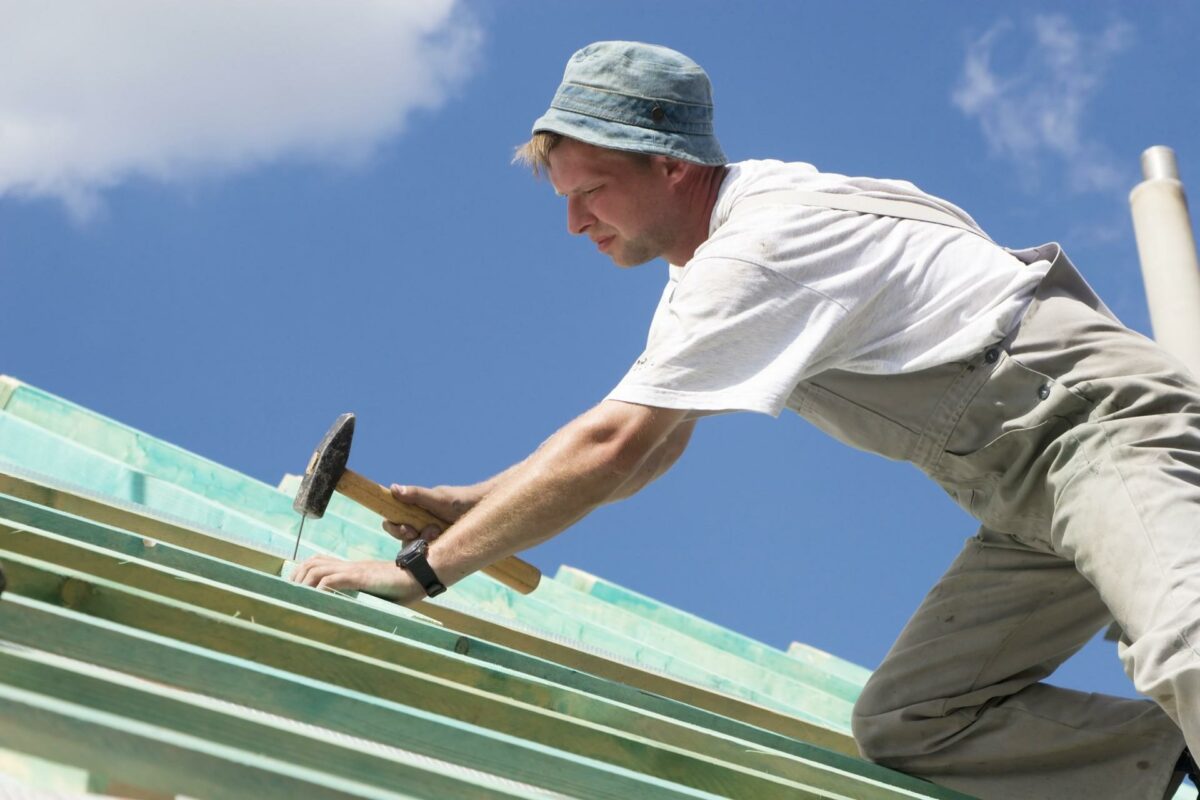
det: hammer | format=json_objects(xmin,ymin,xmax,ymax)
[{"xmin": 292, "ymin": 413, "xmax": 541, "ymax": 594}]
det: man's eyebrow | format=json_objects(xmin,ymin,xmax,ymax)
[{"xmin": 555, "ymin": 182, "xmax": 598, "ymax": 198}]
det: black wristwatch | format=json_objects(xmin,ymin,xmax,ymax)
[{"xmin": 395, "ymin": 539, "xmax": 446, "ymax": 597}]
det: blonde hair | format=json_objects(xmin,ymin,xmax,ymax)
[
  {"xmin": 513, "ymin": 131, "xmax": 656, "ymax": 179},
  {"xmin": 512, "ymin": 131, "xmax": 563, "ymax": 178}
]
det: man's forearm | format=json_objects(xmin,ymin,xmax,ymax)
[{"xmin": 427, "ymin": 402, "xmax": 687, "ymax": 585}]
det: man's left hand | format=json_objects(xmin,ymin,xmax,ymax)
[{"xmin": 290, "ymin": 555, "xmax": 424, "ymax": 604}]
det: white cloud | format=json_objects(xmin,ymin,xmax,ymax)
[
  {"xmin": 0, "ymin": 0, "xmax": 481, "ymax": 219},
  {"xmin": 952, "ymin": 15, "xmax": 1132, "ymax": 193}
]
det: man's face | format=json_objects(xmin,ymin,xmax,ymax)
[{"xmin": 547, "ymin": 138, "xmax": 678, "ymax": 268}]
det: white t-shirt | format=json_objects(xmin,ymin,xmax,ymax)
[{"xmin": 608, "ymin": 159, "xmax": 1051, "ymax": 417}]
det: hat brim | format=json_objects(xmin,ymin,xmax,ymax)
[{"xmin": 533, "ymin": 107, "xmax": 726, "ymax": 167}]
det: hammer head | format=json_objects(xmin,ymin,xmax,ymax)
[{"xmin": 293, "ymin": 412, "xmax": 355, "ymax": 519}]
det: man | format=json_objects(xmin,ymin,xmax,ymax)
[{"xmin": 294, "ymin": 41, "xmax": 1200, "ymax": 798}]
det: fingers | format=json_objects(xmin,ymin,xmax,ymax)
[
  {"xmin": 391, "ymin": 484, "xmax": 435, "ymax": 508},
  {"xmin": 289, "ymin": 555, "xmax": 417, "ymax": 602},
  {"xmin": 289, "ymin": 554, "xmax": 345, "ymax": 589},
  {"xmin": 382, "ymin": 520, "xmax": 443, "ymax": 543},
  {"xmin": 291, "ymin": 556, "xmax": 365, "ymax": 593},
  {"xmin": 390, "ymin": 484, "xmax": 465, "ymax": 522}
]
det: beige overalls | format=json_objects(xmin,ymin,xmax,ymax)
[{"xmin": 789, "ymin": 239, "xmax": 1195, "ymax": 799}]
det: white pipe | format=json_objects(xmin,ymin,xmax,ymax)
[{"xmin": 1129, "ymin": 146, "xmax": 1200, "ymax": 376}]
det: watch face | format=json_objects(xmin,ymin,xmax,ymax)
[
  {"xmin": 394, "ymin": 537, "xmax": 445, "ymax": 597},
  {"xmin": 398, "ymin": 538, "xmax": 428, "ymax": 566}
]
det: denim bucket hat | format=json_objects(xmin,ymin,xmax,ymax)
[{"xmin": 532, "ymin": 41, "xmax": 726, "ymax": 166}]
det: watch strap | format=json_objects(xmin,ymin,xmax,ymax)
[{"xmin": 396, "ymin": 541, "xmax": 446, "ymax": 597}]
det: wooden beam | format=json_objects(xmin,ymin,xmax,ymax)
[
  {"xmin": 0, "ymin": 595, "xmax": 728, "ymax": 800},
  {"xmin": 0, "ymin": 684, "xmax": 422, "ymax": 800},
  {"xmin": 0, "ymin": 485, "xmax": 850, "ymax": 730},
  {"xmin": 0, "ymin": 413, "xmax": 303, "ymax": 558},
  {"xmin": 0, "ymin": 644, "xmax": 601, "ymax": 800},
  {"xmin": 555, "ymin": 565, "xmax": 869, "ymax": 698},
  {"xmin": 442, "ymin": 573, "xmax": 849, "ymax": 728},
  {"xmin": 0, "ymin": 470, "xmax": 280, "ymax": 572},
  {"xmin": 3, "ymin": 518, "xmax": 848, "ymax": 744},
  {"xmin": 0, "ymin": 550, "xmax": 872, "ymax": 800},
  {"xmin": 0, "ymin": 388, "xmax": 408, "ymax": 563},
  {"xmin": 0, "ymin": 488, "xmax": 863, "ymax": 759},
  {"xmin": 496, "ymin": 577, "xmax": 854, "ymax": 727},
  {"xmin": 0, "ymin": 375, "xmax": 20, "ymax": 410},
  {"xmin": 0, "ymin": 591, "xmax": 964, "ymax": 800}
]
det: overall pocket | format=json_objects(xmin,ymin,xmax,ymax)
[{"xmin": 932, "ymin": 352, "xmax": 1092, "ymax": 536}]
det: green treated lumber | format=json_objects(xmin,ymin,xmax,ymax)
[
  {"xmin": 0, "ymin": 463, "xmax": 849, "ymax": 734},
  {"xmin": 788, "ymin": 641, "xmax": 873, "ymax": 687},
  {"xmin": 0, "ymin": 469, "xmax": 280, "ymax": 572},
  {"xmin": 0, "ymin": 413, "xmax": 303, "ymax": 557},
  {"xmin": 0, "ymin": 597, "xmax": 960, "ymax": 800},
  {"xmin": 445, "ymin": 572, "xmax": 850, "ymax": 728},
  {"xmin": 0, "ymin": 494, "xmax": 831, "ymax": 741},
  {"xmin": 517, "ymin": 576, "xmax": 854, "ymax": 728},
  {"xmin": 556, "ymin": 565, "xmax": 870, "ymax": 697},
  {"xmin": 0, "ymin": 551, "xmax": 872, "ymax": 800},
  {"xmin": 0, "ymin": 683, "xmax": 423, "ymax": 800},
  {"xmin": 0, "ymin": 411, "xmax": 391, "ymax": 565},
  {"xmin": 0, "ymin": 382, "xmax": 421, "ymax": 563},
  {"xmin": 0, "ymin": 497, "xmax": 954, "ymax": 795},
  {"xmin": 4, "ymin": 534, "xmax": 918, "ymax": 800},
  {"xmin": 0, "ymin": 376, "xmax": 18, "ymax": 409},
  {"xmin": 4, "ymin": 518, "xmax": 796, "ymax": 755},
  {"xmin": 0, "ymin": 493, "xmax": 816, "ymax": 754},
  {"xmin": 0, "ymin": 378, "xmax": 291, "ymax": 524},
  {"xmin": 0, "ymin": 486, "xmax": 863, "ymax": 759},
  {"xmin": 0, "ymin": 644, "xmax": 577, "ymax": 800},
  {"xmin": 0, "ymin": 494, "xmax": 433, "ymax": 628},
  {"xmin": 0, "ymin": 596, "xmax": 737, "ymax": 800},
  {"xmin": 0, "ymin": 409, "xmax": 509, "ymax": 589},
  {"xmin": 410, "ymin": 595, "xmax": 865, "ymax": 758},
  {"xmin": 0, "ymin": 597, "xmax": 966, "ymax": 800},
  {"xmin": 0, "ymin": 450, "xmax": 859, "ymax": 762}
]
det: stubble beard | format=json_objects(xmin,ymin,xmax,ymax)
[{"xmin": 610, "ymin": 226, "xmax": 673, "ymax": 267}]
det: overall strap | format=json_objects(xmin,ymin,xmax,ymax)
[{"xmin": 733, "ymin": 189, "xmax": 994, "ymax": 243}]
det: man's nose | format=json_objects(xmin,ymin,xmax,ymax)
[{"xmin": 566, "ymin": 195, "xmax": 593, "ymax": 235}]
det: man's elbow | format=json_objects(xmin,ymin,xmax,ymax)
[{"xmin": 569, "ymin": 403, "xmax": 682, "ymax": 477}]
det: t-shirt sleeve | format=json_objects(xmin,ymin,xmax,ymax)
[{"xmin": 607, "ymin": 257, "xmax": 850, "ymax": 417}]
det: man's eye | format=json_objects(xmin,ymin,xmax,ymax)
[{"xmin": 584, "ymin": 186, "xmax": 601, "ymax": 195}]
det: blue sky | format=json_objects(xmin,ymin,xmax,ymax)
[{"xmin": 3, "ymin": 1, "xmax": 1199, "ymax": 700}]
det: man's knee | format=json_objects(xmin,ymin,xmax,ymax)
[
  {"xmin": 850, "ymin": 705, "xmax": 893, "ymax": 762},
  {"xmin": 851, "ymin": 674, "xmax": 969, "ymax": 767},
  {"xmin": 851, "ymin": 676, "xmax": 910, "ymax": 763}
]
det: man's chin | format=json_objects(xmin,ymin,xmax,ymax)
[{"xmin": 608, "ymin": 247, "xmax": 657, "ymax": 268}]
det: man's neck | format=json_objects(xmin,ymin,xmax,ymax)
[{"xmin": 664, "ymin": 165, "xmax": 729, "ymax": 266}]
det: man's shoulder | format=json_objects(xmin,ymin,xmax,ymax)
[{"xmin": 715, "ymin": 159, "xmax": 981, "ymax": 241}]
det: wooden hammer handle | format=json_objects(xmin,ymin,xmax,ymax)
[{"xmin": 334, "ymin": 468, "xmax": 541, "ymax": 594}]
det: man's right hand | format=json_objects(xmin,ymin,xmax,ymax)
[{"xmin": 383, "ymin": 484, "xmax": 480, "ymax": 543}]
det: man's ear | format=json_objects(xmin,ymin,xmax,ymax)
[{"xmin": 654, "ymin": 155, "xmax": 689, "ymax": 184}]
